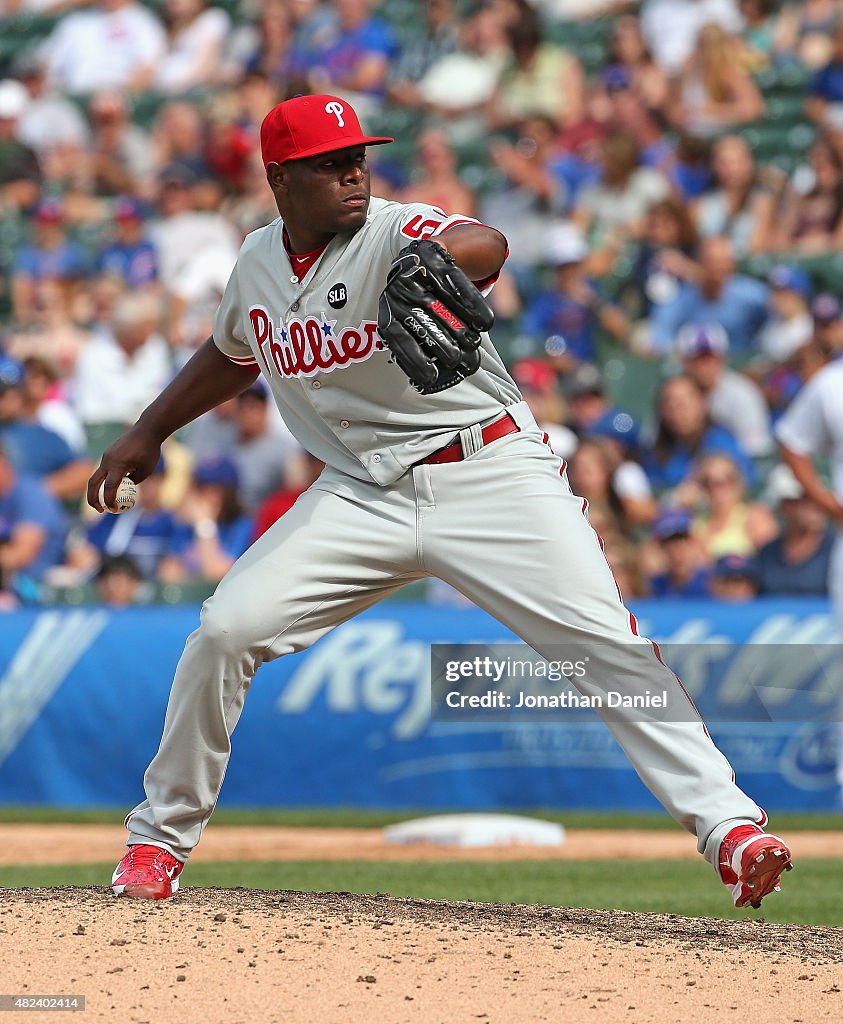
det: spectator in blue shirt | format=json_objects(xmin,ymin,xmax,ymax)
[
  {"xmin": 647, "ymin": 507, "xmax": 712, "ymax": 597},
  {"xmin": 548, "ymin": 143, "xmax": 603, "ymax": 216},
  {"xmin": 521, "ymin": 225, "xmax": 629, "ymax": 372},
  {"xmin": 0, "ymin": 355, "xmax": 92, "ymax": 501},
  {"xmin": 807, "ymin": 22, "xmax": 843, "ymax": 124},
  {"xmin": 96, "ymin": 197, "xmax": 159, "ymax": 290},
  {"xmin": 159, "ymin": 456, "xmax": 254, "ymax": 584},
  {"xmin": 647, "ymin": 236, "xmax": 769, "ymax": 354},
  {"xmin": 386, "ymin": 0, "xmax": 458, "ymax": 109},
  {"xmin": 565, "ymin": 363, "xmax": 625, "ymax": 435},
  {"xmin": 670, "ymin": 133, "xmax": 715, "ymax": 201},
  {"xmin": 642, "ymin": 373, "xmax": 755, "ymax": 491},
  {"xmin": 708, "ymin": 553, "xmax": 759, "ymax": 602},
  {"xmin": 602, "ymin": 67, "xmax": 676, "ymax": 178},
  {"xmin": 292, "ymin": 0, "xmax": 396, "ymax": 103},
  {"xmin": 812, "ymin": 292, "xmax": 843, "ymax": 359},
  {"xmin": 11, "ymin": 198, "xmax": 87, "ymax": 327},
  {"xmin": 0, "ymin": 442, "xmax": 67, "ymax": 588},
  {"xmin": 754, "ymin": 465, "xmax": 834, "ymax": 596},
  {"xmin": 287, "ymin": 0, "xmax": 337, "ymax": 70},
  {"xmin": 630, "ymin": 196, "xmax": 699, "ymax": 319}
]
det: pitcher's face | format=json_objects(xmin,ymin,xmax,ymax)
[{"xmin": 269, "ymin": 145, "xmax": 371, "ymax": 235}]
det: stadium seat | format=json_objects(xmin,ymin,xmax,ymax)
[
  {"xmin": 596, "ymin": 335, "xmax": 663, "ymax": 427},
  {"xmin": 754, "ymin": 62, "xmax": 810, "ymax": 96},
  {"xmin": 547, "ymin": 20, "xmax": 612, "ymax": 72},
  {"xmin": 382, "ymin": 580, "xmax": 430, "ymax": 603},
  {"xmin": 0, "ymin": 217, "xmax": 29, "ymax": 317},
  {"xmin": 154, "ymin": 581, "xmax": 217, "ymax": 604},
  {"xmin": 128, "ymin": 92, "xmax": 170, "ymax": 131},
  {"xmin": 376, "ymin": 0, "xmax": 425, "ymax": 37},
  {"xmin": 739, "ymin": 120, "xmax": 816, "ymax": 162},
  {"xmin": 765, "ymin": 93, "xmax": 807, "ymax": 123},
  {"xmin": 85, "ymin": 423, "xmax": 128, "ymax": 463},
  {"xmin": 742, "ymin": 251, "xmax": 843, "ymax": 292}
]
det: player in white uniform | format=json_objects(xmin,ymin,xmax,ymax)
[
  {"xmin": 776, "ymin": 358, "xmax": 843, "ymax": 796},
  {"xmin": 94, "ymin": 95, "xmax": 792, "ymax": 907}
]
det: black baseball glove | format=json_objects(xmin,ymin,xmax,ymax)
[{"xmin": 377, "ymin": 239, "xmax": 495, "ymax": 394}]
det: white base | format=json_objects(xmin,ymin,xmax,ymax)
[{"xmin": 383, "ymin": 813, "xmax": 565, "ymax": 848}]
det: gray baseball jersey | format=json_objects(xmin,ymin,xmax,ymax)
[{"xmin": 213, "ymin": 198, "xmax": 521, "ymax": 484}]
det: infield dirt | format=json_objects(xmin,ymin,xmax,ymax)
[
  {"xmin": 1, "ymin": 823, "xmax": 842, "ymax": 863},
  {"xmin": 3, "ymin": 886, "xmax": 842, "ymax": 1024}
]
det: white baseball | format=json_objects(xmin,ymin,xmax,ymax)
[{"xmin": 98, "ymin": 477, "xmax": 138, "ymax": 513}]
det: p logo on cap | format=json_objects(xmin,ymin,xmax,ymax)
[
  {"xmin": 260, "ymin": 94, "xmax": 393, "ymax": 167},
  {"xmin": 325, "ymin": 101, "xmax": 345, "ymax": 127}
]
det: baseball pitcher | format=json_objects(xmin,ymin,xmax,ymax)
[{"xmin": 91, "ymin": 95, "xmax": 792, "ymax": 908}]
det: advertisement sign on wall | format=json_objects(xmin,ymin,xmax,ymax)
[{"xmin": 0, "ymin": 599, "xmax": 838, "ymax": 810}]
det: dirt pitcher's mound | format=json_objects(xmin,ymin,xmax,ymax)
[{"xmin": 3, "ymin": 888, "xmax": 842, "ymax": 1024}]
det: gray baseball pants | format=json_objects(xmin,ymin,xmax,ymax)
[{"xmin": 126, "ymin": 407, "xmax": 766, "ymax": 868}]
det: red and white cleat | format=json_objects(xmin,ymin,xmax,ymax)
[
  {"xmin": 719, "ymin": 824, "xmax": 793, "ymax": 909},
  {"xmin": 111, "ymin": 844, "xmax": 184, "ymax": 900}
]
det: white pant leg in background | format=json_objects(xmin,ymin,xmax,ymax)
[
  {"xmin": 417, "ymin": 428, "xmax": 766, "ymax": 869},
  {"xmin": 829, "ymin": 535, "xmax": 843, "ymax": 802}
]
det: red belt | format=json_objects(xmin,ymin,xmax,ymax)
[{"xmin": 419, "ymin": 412, "xmax": 519, "ymax": 465}]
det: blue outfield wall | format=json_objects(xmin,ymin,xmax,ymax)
[{"xmin": 0, "ymin": 598, "xmax": 839, "ymax": 811}]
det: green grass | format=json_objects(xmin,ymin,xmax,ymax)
[
  {"xmin": 2, "ymin": 859, "xmax": 839, "ymax": 928},
  {"xmin": 1, "ymin": 805, "xmax": 838, "ymax": 925},
  {"xmin": 0, "ymin": 806, "xmax": 841, "ymax": 831}
]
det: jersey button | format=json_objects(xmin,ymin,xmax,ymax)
[
  {"xmin": 312, "ymin": 380, "xmax": 321, "ymax": 390},
  {"xmin": 340, "ymin": 419, "xmax": 350, "ymax": 429},
  {"xmin": 372, "ymin": 453, "xmax": 382, "ymax": 463},
  {"xmin": 290, "ymin": 275, "xmax": 299, "ymax": 284},
  {"xmin": 291, "ymin": 301, "xmax": 300, "ymax": 311}
]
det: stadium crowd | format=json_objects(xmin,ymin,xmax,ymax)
[{"xmin": 0, "ymin": 0, "xmax": 840, "ymax": 608}]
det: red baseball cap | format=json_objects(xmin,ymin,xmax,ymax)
[
  {"xmin": 511, "ymin": 358, "xmax": 558, "ymax": 395},
  {"xmin": 260, "ymin": 94, "xmax": 393, "ymax": 167},
  {"xmin": 33, "ymin": 197, "xmax": 64, "ymax": 223},
  {"xmin": 114, "ymin": 196, "xmax": 144, "ymax": 222}
]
